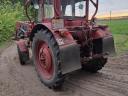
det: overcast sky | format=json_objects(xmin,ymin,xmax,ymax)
[{"xmin": 98, "ymin": 0, "xmax": 128, "ymax": 14}]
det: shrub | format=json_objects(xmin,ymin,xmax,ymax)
[{"xmin": 0, "ymin": 2, "xmax": 24, "ymax": 45}]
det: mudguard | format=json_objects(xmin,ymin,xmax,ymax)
[
  {"xmin": 59, "ymin": 42, "xmax": 81, "ymax": 74},
  {"xmin": 16, "ymin": 39, "xmax": 28, "ymax": 52},
  {"xmin": 93, "ymin": 35, "xmax": 115, "ymax": 56},
  {"xmin": 102, "ymin": 35, "xmax": 115, "ymax": 55}
]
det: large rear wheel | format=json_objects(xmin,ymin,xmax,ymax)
[{"xmin": 32, "ymin": 30, "xmax": 64, "ymax": 89}]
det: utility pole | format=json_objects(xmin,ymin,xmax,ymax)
[{"xmin": 110, "ymin": 10, "xmax": 112, "ymax": 23}]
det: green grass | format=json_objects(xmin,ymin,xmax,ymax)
[
  {"xmin": 113, "ymin": 34, "xmax": 128, "ymax": 53},
  {"xmin": 98, "ymin": 19, "xmax": 128, "ymax": 53},
  {"xmin": 0, "ymin": 2, "xmax": 24, "ymax": 46},
  {"xmin": 99, "ymin": 19, "xmax": 128, "ymax": 34}
]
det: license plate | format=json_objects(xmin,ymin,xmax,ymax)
[{"xmin": 52, "ymin": 19, "xmax": 64, "ymax": 29}]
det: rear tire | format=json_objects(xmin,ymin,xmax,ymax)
[
  {"xmin": 82, "ymin": 58, "xmax": 107, "ymax": 73},
  {"xmin": 17, "ymin": 45, "xmax": 29, "ymax": 65},
  {"xmin": 32, "ymin": 29, "xmax": 64, "ymax": 89}
]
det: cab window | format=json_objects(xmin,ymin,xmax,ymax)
[{"xmin": 44, "ymin": 0, "xmax": 54, "ymax": 18}]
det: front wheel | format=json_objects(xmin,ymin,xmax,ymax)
[
  {"xmin": 32, "ymin": 30, "xmax": 64, "ymax": 89},
  {"xmin": 17, "ymin": 45, "xmax": 29, "ymax": 65},
  {"xmin": 82, "ymin": 58, "xmax": 107, "ymax": 73}
]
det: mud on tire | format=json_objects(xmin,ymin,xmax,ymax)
[{"xmin": 32, "ymin": 29, "xmax": 64, "ymax": 89}]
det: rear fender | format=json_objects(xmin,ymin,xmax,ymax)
[
  {"xmin": 92, "ymin": 26, "xmax": 115, "ymax": 56},
  {"xmin": 15, "ymin": 21, "xmax": 33, "ymax": 38},
  {"xmin": 92, "ymin": 26, "xmax": 112, "ymax": 39},
  {"xmin": 30, "ymin": 24, "xmax": 81, "ymax": 74},
  {"xmin": 30, "ymin": 24, "xmax": 53, "ymax": 41},
  {"xmin": 55, "ymin": 31, "xmax": 81, "ymax": 74},
  {"xmin": 16, "ymin": 39, "xmax": 28, "ymax": 52}
]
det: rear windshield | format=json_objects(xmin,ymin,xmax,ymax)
[{"xmin": 61, "ymin": 0, "xmax": 86, "ymax": 18}]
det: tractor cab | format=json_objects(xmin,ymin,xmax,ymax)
[{"xmin": 27, "ymin": 0, "xmax": 98, "ymax": 29}]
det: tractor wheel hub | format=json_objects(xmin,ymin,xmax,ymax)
[{"xmin": 36, "ymin": 41, "xmax": 53, "ymax": 80}]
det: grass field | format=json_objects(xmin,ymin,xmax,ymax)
[{"xmin": 98, "ymin": 19, "xmax": 128, "ymax": 53}]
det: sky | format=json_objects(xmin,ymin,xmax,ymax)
[
  {"xmin": 63, "ymin": 0, "xmax": 128, "ymax": 18},
  {"xmin": 98, "ymin": 0, "xmax": 128, "ymax": 14}
]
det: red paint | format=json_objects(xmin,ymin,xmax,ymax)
[
  {"xmin": 15, "ymin": 21, "xmax": 34, "ymax": 37},
  {"xmin": 54, "ymin": 0, "xmax": 61, "ymax": 18},
  {"xmin": 64, "ymin": 19, "xmax": 85, "ymax": 28},
  {"xmin": 16, "ymin": 39, "xmax": 28, "ymax": 52},
  {"xmin": 92, "ymin": 29, "xmax": 106, "ymax": 39},
  {"xmin": 92, "ymin": 27, "xmax": 112, "ymax": 39},
  {"xmin": 36, "ymin": 41, "xmax": 53, "ymax": 80}
]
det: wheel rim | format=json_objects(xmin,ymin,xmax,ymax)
[{"xmin": 35, "ymin": 40, "xmax": 53, "ymax": 80}]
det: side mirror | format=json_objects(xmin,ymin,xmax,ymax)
[{"xmin": 32, "ymin": 0, "xmax": 39, "ymax": 9}]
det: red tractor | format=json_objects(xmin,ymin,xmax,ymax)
[{"xmin": 15, "ymin": 0, "xmax": 115, "ymax": 89}]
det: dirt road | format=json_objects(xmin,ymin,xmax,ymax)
[{"xmin": 0, "ymin": 44, "xmax": 128, "ymax": 96}]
